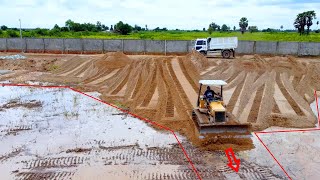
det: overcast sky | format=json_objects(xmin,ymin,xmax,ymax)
[{"xmin": 0, "ymin": 0, "xmax": 319, "ymax": 30}]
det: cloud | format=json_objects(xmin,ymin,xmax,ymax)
[{"xmin": 0, "ymin": 0, "xmax": 319, "ymax": 30}]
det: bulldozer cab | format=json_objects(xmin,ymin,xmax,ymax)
[
  {"xmin": 192, "ymin": 80, "xmax": 251, "ymax": 134},
  {"xmin": 197, "ymin": 80, "xmax": 227, "ymax": 106}
]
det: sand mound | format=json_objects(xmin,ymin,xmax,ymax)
[
  {"xmin": 96, "ymin": 52, "xmax": 132, "ymax": 69},
  {"xmin": 185, "ymin": 50, "xmax": 209, "ymax": 71}
]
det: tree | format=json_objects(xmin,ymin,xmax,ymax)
[
  {"xmin": 110, "ymin": 25, "xmax": 114, "ymax": 31},
  {"xmin": 134, "ymin": 25, "xmax": 142, "ymax": 31},
  {"xmin": 96, "ymin": 21, "xmax": 102, "ymax": 31},
  {"xmin": 280, "ymin": 25, "xmax": 283, "ymax": 31},
  {"xmin": 294, "ymin": 11, "xmax": 316, "ymax": 35},
  {"xmin": 7, "ymin": 30, "xmax": 19, "ymax": 37},
  {"xmin": 209, "ymin": 22, "xmax": 220, "ymax": 31},
  {"xmin": 305, "ymin": 11, "xmax": 316, "ymax": 34},
  {"xmin": 203, "ymin": 27, "xmax": 206, "ymax": 31},
  {"xmin": 221, "ymin": 24, "xmax": 229, "ymax": 32},
  {"xmin": 248, "ymin": 26, "xmax": 258, "ymax": 33},
  {"xmin": 1, "ymin": 25, "xmax": 8, "ymax": 30},
  {"xmin": 114, "ymin": 21, "xmax": 132, "ymax": 35},
  {"xmin": 239, "ymin": 17, "xmax": 248, "ymax": 34},
  {"xmin": 208, "ymin": 26, "xmax": 213, "ymax": 34},
  {"xmin": 233, "ymin": 26, "xmax": 236, "ymax": 31},
  {"xmin": 317, "ymin": 21, "xmax": 319, "ymax": 28},
  {"xmin": 53, "ymin": 24, "xmax": 60, "ymax": 30},
  {"xmin": 145, "ymin": 25, "xmax": 148, "ymax": 31},
  {"xmin": 65, "ymin": 19, "xmax": 75, "ymax": 31}
]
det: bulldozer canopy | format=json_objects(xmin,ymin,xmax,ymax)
[{"xmin": 199, "ymin": 80, "xmax": 227, "ymax": 86}]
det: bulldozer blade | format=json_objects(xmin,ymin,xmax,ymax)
[
  {"xmin": 197, "ymin": 124, "xmax": 251, "ymax": 135},
  {"xmin": 192, "ymin": 109, "xmax": 251, "ymax": 135}
]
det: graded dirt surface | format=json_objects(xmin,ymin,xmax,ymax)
[
  {"xmin": 0, "ymin": 52, "xmax": 320, "ymax": 179},
  {"xmin": 0, "ymin": 52, "xmax": 319, "ymax": 152}
]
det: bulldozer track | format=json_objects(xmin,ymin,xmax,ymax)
[
  {"xmin": 141, "ymin": 65, "xmax": 158, "ymax": 107},
  {"xmin": 24, "ymin": 156, "xmax": 86, "ymax": 169},
  {"xmin": 178, "ymin": 58, "xmax": 198, "ymax": 92},
  {"xmin": 166, "ymin": 60, "xmax": 193, "ymax": 110},
  {"xmin": 248, "ymin": 85, "xmax": 265, "ymax": 123},
  {"xmin": 276, "ymin": 73, "xmax": 304, "ymax": 116},
  {"xmin": 16, "ymin": 171, "xmax": 75, "ymax": 180},
  {"xmin": 100, "ymin": 145, "xmax": 204, "ymax": 165}
]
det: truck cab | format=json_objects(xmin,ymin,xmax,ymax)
[{"xmin": 194, "ymin": 38, "xmax": 208, "ymax": 54}]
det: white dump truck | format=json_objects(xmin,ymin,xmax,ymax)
[{"xmin": 194, "ymin": 37, "xmax": 238, "ymax": 58}]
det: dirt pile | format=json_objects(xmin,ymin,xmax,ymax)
[
  {"xmin": 96, "ymin": 52, "xmax": 132, "ymax": 69},
  {"xmin": 185, "ymin": 50, "xmax": 209, "ymax": 71}
]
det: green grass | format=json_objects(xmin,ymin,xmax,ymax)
[{"xmin": 1, "ymin": 30, "xmax": 320, "ymax": 42}]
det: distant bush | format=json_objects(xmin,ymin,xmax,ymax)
[
  {"xmin": 7, "ymin": 30, "xmax": 19, "ymax": 37},
  {"xmin": 315, "ymin": 30, "xmax": 320, "ymax": 33},
  {"xmin": 0, "ymin": 30, "xmax": 3, "ymax": 35}
]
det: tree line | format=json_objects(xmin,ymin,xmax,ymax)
[{"xmin": 207, "ymin": 10, "xmax": 318, "ymax": 35}]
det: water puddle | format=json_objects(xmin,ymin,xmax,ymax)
[{"xmin": 0, "ymin": 85, "xmax": 185, "ymax": 179}]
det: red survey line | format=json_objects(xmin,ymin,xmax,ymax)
[
  {"xmin": 0, "ymin": 83, "xmax": 202, "ymax": 180},
  {"xmin": 254, "ymin": 133, "xmax": 292, "ymax": 180},
  {"xmin": 315, "ymin": 90, "xmax": 320, "ymax": 128}
]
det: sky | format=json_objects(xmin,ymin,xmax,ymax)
[{"xmin": 0, "ymin": 0, "xmax": 319, "ymax": 30}]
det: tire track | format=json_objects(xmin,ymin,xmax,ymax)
[{"xmin": 276, "ymin": 73, "xmax": 304, "ymax": 116}]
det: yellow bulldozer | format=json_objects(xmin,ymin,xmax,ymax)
[{"xmin": 192, "ymin": 80, "xmax": 251, "ymax": 134}]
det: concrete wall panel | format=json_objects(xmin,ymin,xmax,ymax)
[
  {"xmin": 255, "ymin": 41, "xmax": 277, "ymax": 54},
  {"xmin": 166, "ymin": 40, "xmax": 188, "ymax": 53},
  {"xmin": 278, "ymin": 42, "xmax": 299, "ymax": 55},
  {"xmin": 83, "ymin": 39, "xmax": 103, "ymax": 53},
  {"xmin": 237, "ymin": 41, "xmax": 254, "ymax": 54},
  {"xmin": 0, "ymin": 38, "xmax": 6, "ymax": 51},
  {"xmin": 104, "ymin": 40, "xmax": 122, "ymax": 52},
  {"xmin": 145, "ymin": 40, "xmax": 165, "ymax": 53},
  {"xmin": 7, "ymin": 38, "xmax": 26, "ymax": 52},
  {"xmin": 26, "ymin": 38, "xmax": 44, "ymax": 52},
  {"xmin": 299, "ymin": 42, "xmax": 320, "ymax": 56},
  {"xmin": 64, "ymin": 39, "xmax": 82, "ymax": 53},
  {"xmin": 44, "ymin": 38, "xmax": 64, "ymax": 53},
  {"xmin": 123, "ymin": 40, "xmax": 144, "ymax": 52}
]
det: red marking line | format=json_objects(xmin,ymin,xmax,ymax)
[
  {"xmin": 315, "ymin": 90, "xmax": 320, "ymax": 128},
  {"xmin": 0, "ymin": 83, "xmax": 202, "ymax": 180}
]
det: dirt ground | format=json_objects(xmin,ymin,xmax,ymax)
[
  {"xmin": 1, "ymin": 52, "xmax": 319, "ymax": 149},
  {"xmin": 0, "ymin": 51, "xmax": 319, "ymax": 179}
]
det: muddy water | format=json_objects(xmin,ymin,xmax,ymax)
[{"xmin": 0, "ymin": 86, "xmax": 186, "ymax": 180}]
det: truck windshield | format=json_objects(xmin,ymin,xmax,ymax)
[{"xmin": 196, "ymin": 40, "xmax": 204, "ymax": 45}]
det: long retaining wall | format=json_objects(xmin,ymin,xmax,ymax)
[{"xmin": 0, "ymin": 38, "xmax": 319, "ymax": 56}]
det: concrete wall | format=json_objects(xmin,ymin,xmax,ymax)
[
  {"xmin": 104, "ymin": 40, "xmax": 122, "ymax": 52},
  {"xmin": 278, "ymin": 42, "xmax": 299, "ymax": 55},
  {"xmin": 44, "ymin": 39, "xmax": 64, "ymax": 53},
  {"xmin": 123, "ymin": 40, "xmax": 144, "ymax": 53},
  {"xmin": 0, "ymin": 39, "xmax": 6, "ymax": 51},
  {"xmin": 83, "ymin": 39, "xmax": 103, "ymax": 53},
  {"xmin": 64, "ymin": 39, "xmax": 82, "ymax": 53},
  {"xmin": 166, "ymin": 40, "xmax": 188, "ymax": 53},
  {"xmin": 26, "ymin": 38, "xmax": 44, "ymax": 53},
  {"xmin": 255, "ymin": 41, "xmax": 278, "ymax": 54},
  {"xmin": 299, "ymin": 42, "xmax": 320, "ymax": 56},
  {"xmin": 0, "ymin": 38, "xmax": 320, "ymax": 56},
  {"xmin": 6, "ymin": 38, "xmax": 25, "ymax": 52},
  {"xmin": 237, "ymin": 41, "xmax": 255, "ymax": 54},
  {"xmin": 145, "ymin": 40, "xmax": 165, "ymax": 54}
]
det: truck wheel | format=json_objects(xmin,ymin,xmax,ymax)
[
  {"xmin": 200, "ymin": 51, "xmax": 206, "ymax": 56},
  {"xmin": 222, "ymin": 50, "xmax": 231, "ymax": 59}
]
